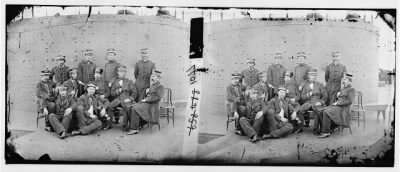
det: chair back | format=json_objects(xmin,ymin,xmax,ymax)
[
  {"xmin": 351, "ymin": 91, "xmax": 364, "ymax": 111},
  {"xmin": 160, "ymin": 87, "xmax": 173, "ymax": 106}
]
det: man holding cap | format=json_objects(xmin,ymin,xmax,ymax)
[
  {"xmin": 94, "ymin": 68, "xmax": 113, "ymax": 129},
  {"xmin": 110, "ymin": 65, "xmax": 138, "ymax": 126},
  {"xmin": 299, "ymin": 69, "xmax": 328, "ymax": 133},
  {"xmin": 135, "ymin": 48, "xmax": 156, "ymax": 101},
  {"xmin": 294, "ymin": 52, "xmax": 311, "ymax": 91},
  {"xmin": 262, "ymin": 86, "xmax": 296, "ymax": 139},
  {"xmin": 318, "ymin": 73, "xmax": 355, "ymax": 138},
  {"xmin": 226, "ymin": 71, "xmax": 247, "ymax": 132},
  {"xmin": 72, "ymin": 82, "xmax": 103, "ymax": 136},
  {"xmin": 128, "ymin": 70, "xmax": 165, "ymax": 135},
  {"xmin": 48, "ymin": 84, "xmax": 77, "ymax": 139},
  {"xmin": 36, "ymin": 69, "xmax": 57, "ymax": 131},
  {"xmin": 78, "ymin": 49, "xmax": 97, "ymax": 84},
  {"xmin": 241, "ymin": 58, "xmax": 260, "ymax": 88},
  {"xmin": 63, "ymin": 68, "xmax": 85, "ymax": 99},
  {"xmin": 267, "ymin": 52, "xmax": 287, "ymax": 87},
  {"xmin": 325, "ymin": 51, "xmax": 347, "ymax": 105},
  {"xmin": 51, "ymin": 55, "xmax": 70, "ymax": 86}
]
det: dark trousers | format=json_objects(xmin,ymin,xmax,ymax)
[
  {"xmin": 235, "ymin": 105, "xmax": 247, "ymax": 130},
  {"xmin": 239, "ymin": 116, "xmax": 264, "ymax": 138},
  {"xmin": 127, "ymin": 108, "xmax": 141, "ymax": 130},
  {"xmin": 49, "ymin": 113, "xmax": 73, "ymax": 135},
  {"xmin": 75, "ymin": 105, "xmax": 102, "ymax": 135},
  {"xmin": 321, "ymin": 112, "xmax": 333, "ymax": 133},
  {"xmin": 264, "ymin": 109, "xmax": 294, "ymax": 138},
  {"xmin": 96, "ymin": 108, "xmax": 114, "ymax": 128},
  {"xmin": 313, "ymin": 110, "xmax": 323, "ymax": 131},
  {"xmin": 45, "ymin": 102, "xmax": 56, "ymax": 128}
]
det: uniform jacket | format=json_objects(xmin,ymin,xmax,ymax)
[
  {"xmin": 78, "ymin": 60, "xmax": 96, "ymax": 83},
  {"xmin": 301, "ymin": 81, "xmax": 328, "ymax": 105},
  {"xmin": 94, "ymin": 78, "xmax": 110, "ymax": 98},
  {"xmin": 267, "ymin": 64, "xmax": 286, "ymax": 87},
  {"xmin": 265, "ymin": 97, "xmax": 300, "ymax": 121},
  {"xmin": 325, "ymin": 63, "xmax": 347, "ymax": 84},
  {"xmin": 241, "ymin": 68, "xmax": 260, "ymax": 88},
  {"xmin": 253, "ymin": 81, "xmax": 274, "ymax": 103},
  {"xmin": 77, "ymin": 93, "xmax": 109, "ymax": 113},
  {"xmin": 36, "ymin": 80, "xmax": 57, "ymax": 112},
  {"xmin": 133, "ymin": 82, "xmax": 165, "ymax": 123},
  {"xmin": 51, "ymin": 64, "xmax": 70, "ymax": 85},
  {"xmin": 241, "ymin": 99, "xmax": 264, "ymax": 119},
  {"xmin": 111, "ymin": 77, "xmax": 138, "ymax": 103},
  {"xmin": 284, "ymin": 80, "xmax": 300, "ymax": 102},
  {"xmin": 134, "ymin": 60, "xmax": 156, "ymax": 99},
  {"xmin": 225, "ymin": 83, "xmax": 247, "ymax": 113},
  {"xmin": 294, "ymin": 63, "xmax": 311, "ymax": 87},
  {"xmin": 63, "ymin": 78, "xmax": 85, "ymax": 99},
  {"xmin": 104, "ymin": 60, "xmax": 120, "ymax": 84},
  {"xmin": 324, "ymin": 85, "xmax": 355, "ymax": 127},
  {"xmin": 54, "ymin": 95, "xmax": 77, "ymax": 115}
]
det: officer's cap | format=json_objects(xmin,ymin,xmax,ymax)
[
  {"xmin": 41, "ymin": 69, "xmax": 51, "ymax": 76},
  {"xmin": 297, "ymin": 51, "xmax": 306, "ymax": 58},
  {"xmin": 69, "ymin": 68, "xmax": 78, "ymax": 74},
  {"xmin": 56, "ymin": 55, "xmax": 66, "ymax": 61},
  {"xmin": 106, "ymin": 48, "xmax": 116, "ymax": 54},
  {"xmin": 277, "ymin": 85, "xmax": 288, "ymax": 92},
  {"xmin": 246, "ymin": 58, "xmax": 255, "ymax": 64},
  {"xmin": 95, "ymin": 67, "xmax": 103, "ymax": 74},
  {"xmin": 231, "ymin": 71, "xmax": 242, "ymax": 79},
  {"xmin": 84, "ymin": 49, "xmax": 94, "ymax": 56},
  {"xmin": 57, "ymin": 84, "xmax": 67, "ymax": 91},
  {"xmin": 117, "ymin": 65, "xmax": 127, "ymax": 72},
  {"xmin": 141, "ymin": 48, "xmax": 149, "ymax": 55},
  {"xmin": 86, "ymin": 82, "xmax": 97, "ymax": 89},
  {"xmin": 308, "ymin": 69, "xmax": 318, "ymax": 76}
]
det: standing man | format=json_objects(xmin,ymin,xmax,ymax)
[
  {"xmin": 51, "ymin": 55, "xmax": 70, "ymax": 86},
  {"xmin": 241, "ymin": 58, "xmax": 260, "ymax": 88},
  {"xmin": 110, "ymin": 65, "xmax": 138, "ymax": 128},
  {"xmin": 253, "ymin": 71, "xmax": 275, "ymax": 104},
  {"xmin": 325, "ymin": 51, "xmax": 347, "ymax": 105},
  {"xmin": 78, "ymin": 49, "xmax": 96, "ymax": 84},
  {"xmin": 318, "ymin": 74, "xmax": 355, "ymax": 138},
  {"xmin": 294, "ymin": 52, "xmax": 311, "ymax": 91},
  {"xmin": 64, "ymin": 68, "xmax": 85, "ymax": 99},
  {"xmin": 226, "ymin": 72, "xmax": 247, "ymax": 133},
  {"xmin": 36, "ymin": 69, "xmax": 57, "ymax": 131},
  {"xmin": 104, "ymin": 48, "xmax": 120, "ymax": 88},
  {"xmin": 299, "ymin": 69, "xmax": 328, "ymax": 133},
  {"xmin": 93, "ymin": 68, "xmax": 113, "ymax": 129},
  {"xmin": 135, "ymin": 48, "xmax": 156, "ymax": 101},
  {"xmin": 238, "ymin": 89, "xmax": 265, "ymax": 143},
  {"xmin": 267, "ymin": 52, "xmax": 287, "ymax": 87},
  {"xmin": 262, "ymin": 86, "xmax": 296, "ymax": 139},
  {"xmin": 48, "ymin": 84, "xmax": 76, "ymax": 139},
  {"xmin": 71, "ymin": 82, "xmax": 103, "ymax": 136}
]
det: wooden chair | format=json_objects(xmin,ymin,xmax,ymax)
[
  {"xmin": 36, "ymin": 97, "xmax": 46, "ymax": 128},
  {"xmin": 351, "ymin": 91, "xmax": 366, "ymax": 129},
  {"xmin": 226, "ymin": 103, "xmax": 237, "ymax": 130},
  {"xmin": 160, "ymin": 88, "xmax": 175, "ymax": 127}
]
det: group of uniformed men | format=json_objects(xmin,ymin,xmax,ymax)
[
  {"xmin": 226, "ymin": 51, "xmax": 356, "ymax": 142},
  {"xmin": 36, "ymin": 48, "xmax": 165, "ymax": 139}
]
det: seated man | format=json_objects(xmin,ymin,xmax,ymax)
[
  {"xmin": 318, "ymin": 74, "xmax": 355, "ymax": 138},
  {"xmin": 262, "ymin": 86, "xmax": 296, "ymax": 139},
  {"xmin": 226, "ymin": 72, "xmax": 247, "ymax": 133},
  {"xmin": 48, "ymin": 84, "xmax": 76, "ymax": 139},
  {"xmin": 298, "ymin": 69, "xmax": 328, "ymax": 134},
  {"xmin": 283, "ymin": 71, "xmax": 302, "ymax": 133},
  {"xmin": 110, "ymin": 65, "xmax": 137, "ymax": 128},
  {"xmin": 71, "ymin": 82, "xmax": 103, "ymax": 136},
  {"xmin": 63, "ymin": 68, "xmax": 85, "ymax": 100},
  {"xmin": 36, "ymin": 69, "xmax": 57, "ymax": 131},
  {"xmin": 238, "ymin": 89, "xmax": 265, "ymax": 143},
  {"xmin": 129, "ymin": 70, "xmax": 164, "ymax": 135},
  {"xmin": 253, "ymin": 71, "xmax": 274, "ymax": 104},
  {"xmin": 93, "ymin": 67, "xmax": 113, "ymax": 129}
]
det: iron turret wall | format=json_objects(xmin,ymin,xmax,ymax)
[{"xmin": 7, "ymin": 14, "xmax": 190, "ymax": 130}]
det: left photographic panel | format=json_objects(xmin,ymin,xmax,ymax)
[{"xmin": 6, "ymin": 5, "xmax": 192, "ymax": 163}]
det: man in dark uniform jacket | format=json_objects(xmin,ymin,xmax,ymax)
[
  {"xmin": 253, "ymin": 71, "xmax": 275, "ymax": 104},
  {"xmin": 262, "ymin": 86, "xmax": 297, "ymax": 139},
  {"xmin": 78, "ymin": 49, "xmax": 96, "ymax": 84},
  {"xmin": 93, "ymin": 68, "xmax": 113, "ymax": 129},
  {"xmin": 319, "ymin": 74, "xmax": 355, "ymax": 138},
  {"xmin": 104, "ymin": 48, "xmax": 120, "ymax": 88},
  {"xmin": 71, "ymin": 82, "xmax": 103, "ymax": 136},
  {"xmin": 110, "ymin": 65, "xmax": 138, "ymax": 128},
  {"xmin": 63, "ymin": 68, "xmax": 85, "ymax": 100},
  {"xmin": 36, "ymin": 69, "xmax": 57, "ymax": 131},
  {"xmin": 283, "ymin": 71, "xmax": 303, "ymax": 133},
  {"xmin": 267, "ymin": 52, "xmax": 287, "ymax": 87},
  {"xmin": 48, "ymin": 84, "xmax": 76, "ymax": 139},
  {"xmin": 294, "ymin": 52, "xmax": 311, "ymax": 91},
  {"xmin": 226, "ymin": 72, "xmax": 247, "ymax": 133},
  {"xmin": 299, "ymin": 69, "xmax": 328, "ymax": 133},
  {"xmin": 241, "ymin": 58, "xmax": 260, "ymax": 88},
  {"xmin": 238, "ymin": 89, "xmax": 265, "ymax": 143},
  {"xmin": 51, "ymin": 55, "xmax": 70, "ymax": 86},
  {"xmin": 325, "ymin": 51, "xmax": 347, "ymax": 105},
  {"xmin": 135, "ymin": 48, "xmax": 156, "ymax": 101},
  {"xmin": 128, "ymin": 70, "xmax": 165, "ymax": 135}
]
